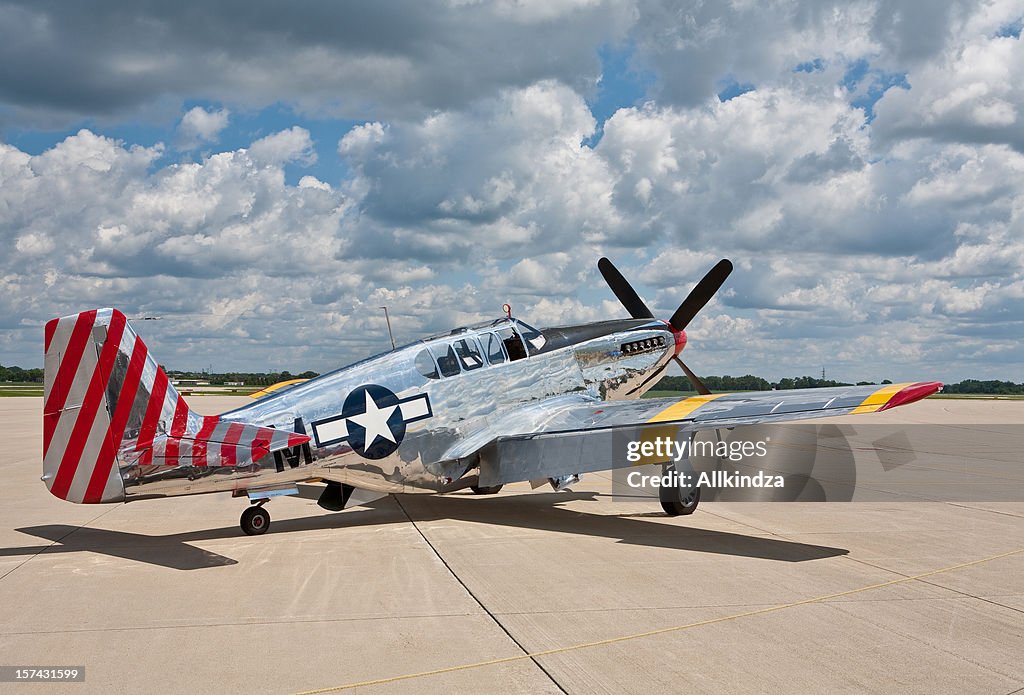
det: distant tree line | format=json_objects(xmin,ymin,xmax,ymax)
[
  {"xmin": 164, "ymin": 370, "xmax": 320, "ymax": 386},
  {"xmin": 656, "ymin": 375, "xmax": 895, "ymax": 391},
  {"xmin": 941, "ymin": 379, "xmax": 1024, "ymax": 395},
  {"xmin": 0, "ymin": 364, "xmax": 44, "ymax": 382},
  {"xmin": 657, "ymin": 375, "xmax": 772, "ymax": 391},
  {"xmin": 0, "ymin": 365, "xmax": 319, "ymax": 386},
  {"xmin": 775, "ymin": 376, "xmax": 886, "ymax": 389}
]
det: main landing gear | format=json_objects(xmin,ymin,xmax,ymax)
[
  {"xmin": 470, "ymin": 484, "xmax": 503, "ymax": 495},
  {"xmin": 240, "ymin": 502, "xmax": 271, "ymax": 535},
  {"xmin": 659, "ymin": 461, "xmax": 701, "ymax": 516},
  {"xmin": 660, "ymin": 483, "xmax": 701, "ymax": 516}
]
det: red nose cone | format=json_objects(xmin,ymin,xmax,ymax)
[
  {"xmin": 673, "ymin": 329, "xmax": 687, "ymax": 355},
  {"xmin": 660, "ymin": 320, "xmax": 687, "ymax": 355}
]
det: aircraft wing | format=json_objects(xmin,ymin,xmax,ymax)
[{"xmin": 444, "ymin": 382, "xmax": 941, "ymax": 487}]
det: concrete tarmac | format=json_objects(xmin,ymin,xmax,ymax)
[{"xmin": 0, "ymin": 397, "xmax": 1021, "ymax": 694}]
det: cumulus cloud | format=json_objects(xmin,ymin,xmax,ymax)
[
  {"xmin": 0, "ymin": 1, "xmax": 1022, "ymax": 381},
  {"xmin": 629, "ymin": 0, "xmax": 880, "ymax": 106},
  {"xmin": 337, "ymin": 81, "xmax": 619, "ymax": 264},
  {"xmin": 249, "ymin": 126, "xmax": 317, "ymax": 165},
  {"xmin": 176, "ymin": 106, "xmax": 230, "ymax": 149},
  {"xmin": 873, "ymin": 29, "xmax": 1024, "ymax": 150},
  {"xmin": 595, "ymin": 88, "xmax": 875, "ymax": 249},
  {"xmin": 0, "ymin": 129, "xmax": 358, "ymax": 364},
  {"xmin": 0, "ymin": 0, "xmax": 634, "ymax": 126}
]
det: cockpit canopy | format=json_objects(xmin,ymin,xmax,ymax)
[{"xmin": 415, "ymin": 318, "xmax": 546, "ymax": 380}]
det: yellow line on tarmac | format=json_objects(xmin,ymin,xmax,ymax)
[{"xmin": 294, "ymin": 547, "xmax": 1024, "ymax": 694}]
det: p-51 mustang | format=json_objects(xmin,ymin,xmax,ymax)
[{"xmin": 41, "ymin": 258, "xmax": 940, "ymax": 534}]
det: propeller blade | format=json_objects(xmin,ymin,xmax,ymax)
[
  {"xmin": 674, "ymin": 356, "xmax": 711, "ymax": 395},
  {"xmin": 598, "ymin": 257, "xmax": 654, "ymax": 319},
  {"xmin": 669, "ymin": 259, "xmax": 733, "ymax": 331}
]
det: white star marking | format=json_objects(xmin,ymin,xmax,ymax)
[{"xmin": 347, "ymin": 390, "xmax": 398, "ymax": 448}]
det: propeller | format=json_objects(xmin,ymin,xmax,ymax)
[
  {"xmin": 598, "ymin": 256, "xmax": 732, "ymax": 396},
  {"xmin": 674, "ymin": 356, "xmax": 711, "ymax": 396},
  {"xmin": 598, "ymin": 257, "xmax": 654, "ymax": 320},
  {"xmin": 668, "ymin": 259, "xmax": 733, "ymax": 331}
]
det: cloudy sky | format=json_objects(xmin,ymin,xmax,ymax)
[{"xmin": 1, "ymin": 0, "xmax": 1022, "ymax": 382}]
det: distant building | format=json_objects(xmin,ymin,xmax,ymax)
[
  {"xmin": 225, "ymin": 381, "xmax": 245, "ymax": 386},
  {"xmin": 170, "ymin": 379, "xmax": 210, "ymax": 386}
]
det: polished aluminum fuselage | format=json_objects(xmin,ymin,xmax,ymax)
[{"xmin": 121, "ymin": 317, "xmax": 676, "ymax": 500}]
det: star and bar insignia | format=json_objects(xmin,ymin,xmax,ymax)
[{"xmin": 310, "ymin": 384, "xmax": 432, "ymax": 459}]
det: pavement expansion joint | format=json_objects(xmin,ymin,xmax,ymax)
[{"xmin": 392, "ymin": 494, "xmax": 569, "ymax": 694}]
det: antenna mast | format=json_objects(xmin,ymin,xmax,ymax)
[{"xmin": 381, "ymin": 306, "xmax": 396, "ymax": 350}]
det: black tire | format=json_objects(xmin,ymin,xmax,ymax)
[
  {"xmin": 241, "ymin": 505, "xmax": 271, "ymax": 535},
  {"xmin": 660, "ymin": 484, "xmax": 701, "ymax": 516},
  {"xmin": 470, "ymin": 484, "xmax": 503, "ymax": 495}
]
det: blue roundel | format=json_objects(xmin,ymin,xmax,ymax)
[{"xmin": 341, "ymin": 384, "xmax": 406, "ymax": 459}]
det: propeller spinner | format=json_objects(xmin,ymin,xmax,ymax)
[{"xmin": 598, "ymin": 256, "xmax": 733, "ymax": 395}]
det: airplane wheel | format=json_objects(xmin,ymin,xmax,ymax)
[
  {"xmin": 241, "ymin": 506, "xmax": 271, "ymax": 535},
  {"xmin": 661, "ymin": 484, "xmax": 701, "ymax": 516},
  {"xmin": 470, "ymin": 484, "xmax": 503, "ymax": 495}
]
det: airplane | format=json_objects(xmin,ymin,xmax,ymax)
[{"xmin": 41, "ymin": 258, "xmax": 942, "ymax": 535}]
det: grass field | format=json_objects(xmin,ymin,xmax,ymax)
[
  {"xmin": 642, "ymin": 389, "xmax": 699, "ymax": 398},
  {"xmin": 0, "ymin": 382, "xmax": 42, "ymax": 397}
]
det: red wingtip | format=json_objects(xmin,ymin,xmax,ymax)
[{"xmin": 878, "ymin": 381, "xmax": 943, "ymax": 411}]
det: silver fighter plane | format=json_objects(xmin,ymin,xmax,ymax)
[{"xmin": 41, "ymin": 258, "xmax": 941, "ymax": 534}]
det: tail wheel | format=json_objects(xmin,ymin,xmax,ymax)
[
  {"xmin": 470, "ymin": 484, "xmax": 503, "ymax": 495},
  {"xmin": 241, "ymin": 505, "xmax": 271, "ymax": 535},
  {"xmin": 660, "ymin": 484, "xmax": 701, "ymax": 516}
]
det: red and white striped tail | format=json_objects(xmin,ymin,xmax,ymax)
[{"xmin": 42, "ymin": 309, "xmax": 309, "ymax": 504}]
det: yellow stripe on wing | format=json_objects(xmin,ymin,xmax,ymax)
[
  {"xmin": 850, "ymin": 382, "xmax": 914, "ymax": 414},
  {"xmin": 647, "ymin": 393, "xmax": 727, "ymax": 423}
]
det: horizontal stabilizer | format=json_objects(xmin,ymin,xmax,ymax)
[{"xmin": 138, "ymin": 420, "xmax": 310, "ymax": 469}]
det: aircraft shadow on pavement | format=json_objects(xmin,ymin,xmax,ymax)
[
  {"xmin": 8, "ymin": 525, "xmax": 239, "ymax": 570},
  {"xmin": 6, "ymin": 491, "xmax": 847, "ymax": 570}
]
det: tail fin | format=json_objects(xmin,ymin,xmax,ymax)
[{"xmin": 42, "ymin": 309, "xmax": 309, "ymax": 504}]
